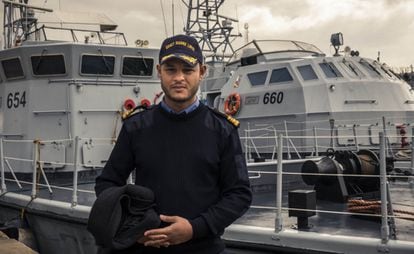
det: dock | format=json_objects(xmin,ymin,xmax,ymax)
[{"xmin": 0, "ymin": 231, "xmax": 38, "ymax": 254}]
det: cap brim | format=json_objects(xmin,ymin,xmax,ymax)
[{"xmin": 160, "ymin": 53, "xmax": 198, "ymax": 66}]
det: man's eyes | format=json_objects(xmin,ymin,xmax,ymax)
[
  {"xmin": 183, "ymin": 68, "xmax": 195, "ymax": 73},
  {"xmin": 164, "ymin": 68, "xmax": 195, "ymax": 73}
]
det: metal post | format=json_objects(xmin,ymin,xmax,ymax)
[
  {"xmin": 0, "ymin": 138, "xmax": 6, "ymax": 193},
  {"xmin": 353, "ymin": 124, "xmax": 359, "ymax": 151},
  {"xmin": 245, "ymin": 123, "xmax": 250, "ymax": 162},
  {"xmin": 381, "ymin": 116, "xmax": 392, "ymax": 157},
  {"xmin": 275, "ymin": 133, "xmax": 283, "ymax": 232},
  {"xmin": 31, "ymin": 140, "xmax": 39, "ymax": 198},
  {"xmin": 379, "ymin": 132, "xmax": 389, "ymax": 243},
  {"xmin": 72, "ymin": 136, "xmax": 79, "ymax": 207},
  {"xmin": 38, "ymin": 163, "xmax": 53, "ymax": 194},
  {"xmin": 272, "ymin": 127, "xmax": 277, "ymax": 160},
  {"xmin": 284, "ymin": 121, "xmax": 291, "ymax": 159},
  {"xmin": 411, "ymin": 127, "xmax": 414, "ymax": 185},
  {"xmin": 313, "ymin": 126, "xmax": 319, "ymax": 157},
  {"xmin": 5, "ymin": 159, "xmax": 22, "ymax": 189},
  {"xmin": 329, "ymin": 118, "xmax": 335, "ymax": 150}
]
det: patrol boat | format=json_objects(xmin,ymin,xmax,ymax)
[
  {"xmin": 0, "ymin": 1, "xmax": 413, "ymax": 254},
  {"xmin": 0, "ymin": 0, "xmax": 163, "ymax": 176},
  {"xmin": 198, "ymin": 26, "xmax": 414, "ymax": 162},
  {"xmin": 0, "ymin": 1, "xmax": 163, "ymax": 253},
  {"xmin": 188, "ymin": 1, "xmax": 414, "ymax": 253}
]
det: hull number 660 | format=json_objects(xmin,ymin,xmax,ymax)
[{"xmin": 263, "ymin": 92, "xmax": 283, "ymax": 104}]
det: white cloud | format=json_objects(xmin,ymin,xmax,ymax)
[
  {"xmin": 1, "ymin": 0, "xmax": 413, "ymax": 67},
  {"xmin": 227, "ymin": 0, "xmax": 414, "ymax": 66}
]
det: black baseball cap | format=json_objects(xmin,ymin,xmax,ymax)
[{"xmin": 159, "ymin": 34, "xmax": 203, "ymax": 66}]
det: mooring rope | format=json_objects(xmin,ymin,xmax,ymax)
[{"xmin": 348, "ymin": 199, "xmax": 414, "ymax": 221}]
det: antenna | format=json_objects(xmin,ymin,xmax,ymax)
[
  {"xmin": 160, "ymin": 0, "xmax": 169, "ymax": 37},
  {"xmin": 181, "ymin": 0, "xmax": 242, "ymax": 62},
  {"xmin": 3, "ymin": 0, "xmax": 53, "ymax": 49},
  {"xmin": 244, "ymin": 23, "xmax": 249, "ymax": 44},
  {"xmin": 172, "ymin": 0, "xmax": 175, "ymax": 35}
]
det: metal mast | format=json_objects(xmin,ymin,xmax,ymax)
[
  {"xmin": 2, "ymin": 0, "xmax": 52, "ymax": 49},
  {"xmin": 181, "ymin": 0, "xmax": 241, "ymax": 62}
]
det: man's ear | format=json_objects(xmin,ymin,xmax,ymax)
[
  {"xmin": 200, "ymin": 64, "xmax": 207, "ymax": 78},
  {"xmin": 156, "ymin": 64, "xmax": 161, "ymax": 77}
]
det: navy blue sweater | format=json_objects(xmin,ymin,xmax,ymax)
[{"xmin": 95, "ymin": 103, "xmax": 252, "ymax": 253}]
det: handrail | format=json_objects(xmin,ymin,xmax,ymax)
[
  {"xmin": 380, "ymin": 132, "xmax": 390, "ymax": 243},
  {"xmin": 0, "ymin": 132, "xmax": 413, "ymax": 254},
  {"xmin": 1, "ymin": 133, "xmax": 414, "ymax": 201},
  {"xmin": 31, "ymin": 140, "xmax": 38, "ymax": 198},
  {"xmin": 25, "ymin": 25, "xmax": 128, "ymax": 46},
  {"xmin": 72, "ymin": 136, "xmax": 80, "ymax": 207},
  {"xmin": 275, "ymin": 133, "xmax": 283, "ymax": 232},
  {"xmin": 0, "ymin": 138, "xmax": 6, "ymax": 193}
]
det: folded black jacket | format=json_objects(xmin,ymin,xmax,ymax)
[{"xmin": 87, "ymin": 184, "xmax": 161, "ymax": 250}]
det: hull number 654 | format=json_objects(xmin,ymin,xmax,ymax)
[{"xmin": 7, "ymin": 91, "xmax": 27, "ymax": 109}]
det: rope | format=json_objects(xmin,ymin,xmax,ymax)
[
  {"xmin": 20, "ymin": 196, "xmax": 36, "ymax": 221},
  {"xmin": 347, "ymin": 199, "xmax": 414, "ymax": 221}
]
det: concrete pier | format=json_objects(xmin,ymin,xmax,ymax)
[{"xmin": 0, "ymin": 231, "xmax": 38, "ymax": 254}]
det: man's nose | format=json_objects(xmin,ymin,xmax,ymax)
[{"xmin": 173, "ymin": 70, "xmax": 185, "ymax": 81}]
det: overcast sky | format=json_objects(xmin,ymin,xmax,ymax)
[{"xmin": 5, "ymin": 0, "xmax": 414, "ymax": 70}]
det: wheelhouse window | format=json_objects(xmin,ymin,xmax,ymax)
[
  {"xmin": 247, "ymin": 71, "xmax": 268, "ymax": 86},
  {"xmin": 359, "ymin": 59, "xmax": 382, "ymax": 78},
  {"xmin": 81, "ymin": 54, "xmax": 115, "ymax": 75},
  {"xmin": 1, "ymin": 58, "xmax": 24, "ymax": 79},
  {"xmin": 377, "ymin": 63, "xmax": 396, "ymax": 79},
  {"xmin": 340, "ymin": 60, "xmax": 365, "ymax": 78},
  {"xmin": 297, "ymin": 65, "xmax": 318, "ymax": 81},
  {"xmin": 31, "ymin": 54, "xmax": 66, "ymax": 76},
  {"xmin": 269, "ymin": 67, "xmax": 293, "ymax": 84},
  {"xmin": 122, "ymin": 57, "xmax": 154, "ymax": 76},
  {"xmin": 319, "ymin": 62, "xmax": 343, "ymax": 78}
]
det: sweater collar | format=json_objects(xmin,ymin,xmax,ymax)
[
  {"xmin": 158, "ymin": 101, "xmax": 204, "ymax": 120},
  {"xmin": 160, "ymin": 98, "xmax": 200, "ymax": 115}
]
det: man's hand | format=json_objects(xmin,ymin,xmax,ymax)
[{"xmin": 138, "ymin": 215, "xmax": 193, "ymax": 248}]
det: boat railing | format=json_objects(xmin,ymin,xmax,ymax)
[
  {"xmin": 25, "ymin": 25, "xmax": 128, "ymax": 46},
  {"xmin": 1, "ymin": 133, "xmax": 414, "ymax": 245},
  {"xmin": 0, "ymin": 136, "xmax": 114, "ymax": 206},
  {"xmin": 243, "ymin": 118, "xmax": 413, "ymax": 161},
  {"xmin": 227, "ymin": 39, "xmax": 325, "ymax": 64},
  {"xmin": 246, "ymin": 133, "xmax": 414, "ymax": 245}
]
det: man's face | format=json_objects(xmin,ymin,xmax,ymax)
[{"xmin": 157, "ymin": 58, "xmax": 206, "ymax": 108}]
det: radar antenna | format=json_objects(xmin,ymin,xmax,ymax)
[
  {"xmin": 181, "ymin": 0, "xmax": 241, "ymax": 62},
  {"xmin": 2, "ymin": 0, "xmax": 53, "ymax": 49}
]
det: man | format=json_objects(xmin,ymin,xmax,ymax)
[{"xmin": 95, "ymin": 34, "xmax": 252, "ymax": 253}]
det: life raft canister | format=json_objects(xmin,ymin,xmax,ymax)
[
  {"xmin": 140, "ymin": 98, "xmax": 151, "ymax": 108},
  {"xmin": 123, "ymin": 98, "xmax": 136, "ymax": 110},
  {"xmin": 224, "ymin": 93, "xmax": 241, "ymax": 115}
]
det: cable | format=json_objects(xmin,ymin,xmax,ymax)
[{"xmin": 160, "ymin": 0, "xmax": 169, "ymax": 37}]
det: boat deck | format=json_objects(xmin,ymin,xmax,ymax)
[
  {"xmin": 238, "ymin": 181, "xmax": 414, "ymax": 241},
  {"xmin": 4, "ymin": 173, "xmax": 414, "ymax": 243}
]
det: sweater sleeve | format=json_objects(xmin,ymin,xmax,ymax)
[
  {"xmin": 190, "ymin": 127, "xmax": 252, "ymax": 239},
  {"xmin": 95, "ymin": 124, "xmax": 135, "ymax": 196}
]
